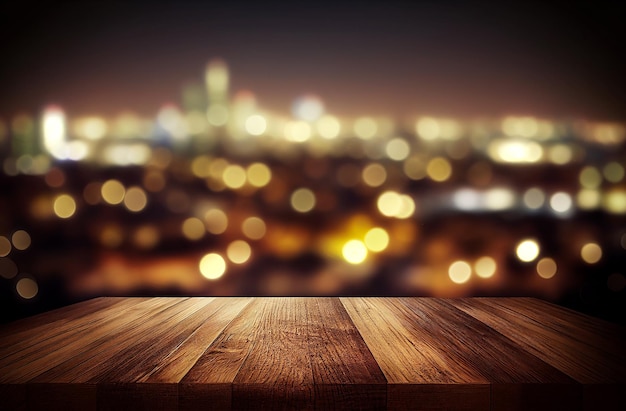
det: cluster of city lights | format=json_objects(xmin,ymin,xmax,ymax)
[{"xmin": 1, "ymin": 59, "xmax": 625, "ymax": 323}]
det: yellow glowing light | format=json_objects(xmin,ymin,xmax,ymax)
[
  {"xmin": 103, "ymin": 143, "xmax": 151, "ymax": 166},
  {"xmin": 403, "ymin": 156, "xmax": 426, "ymax": 180},
  {"xmin": 132, "ymin": 225, "xmax": 159, "ymax": 249},
  {"xmin": 42, "ymin": 106, "xmax": 66, "ymax": 158},
  {"xmin": 73, "ymin": 116, "xmax": 107, "ymax": 140},
  {"xmin": 123, "ymin": 186, "xmax": 148, "ymax": 212},
  {"xmin": 416, "ymin": 117, "xmax": 440, "ymax": 140},
  {"xmin": 386, "ymin": 138, "xmax": 410, "ymax": 161},
  {"xmin": 53, "ymin": 194, "xmax": 76, "ymax": 218},
  {"xmin": 549, "ymin": 192, "xmax": 573, "ymax": 214},
  {"xmin": 536, "ymin": 257, "xmax": 557, "ymax": 279},
  {"xmin": 290, "ymin": 188, "xmax": 316, "ymax": 213},
  {"xmin": 222, "ymin": 164, "xmax": 247, "ymax": 189},
  {"xmin": 426, "ymin": 157, "xmax": 452, "ymax": 182},
  {"xmin": 484, "ymin": 188, "xmax": 516, "ymax": 211},
  {"xmin": 199, "ymin": 253, "xmax": 226, "ymax": 280},
  {"xmin": 292, "ymin": 95, "xmax": 325, "ymax": 121},
  {"xmin": 67, "ymin": 140, "xmax": 90, "ymax": 161},
  {"xmin": 489, "ymin": 139, "xmax": 543, "ymax": 163},
  {"xmin": 316, "ymin": 115, "xmax": 341, "ymax": 139},
  {"xmin": 246, "ymin": 163, "xmax": 272, "ymax": 187},
  {"xmin": 364, "ymin": 228, "xmax": 389, "ymax": 252},
  {"xmin": 438, "ymin": 119, "xmax": 461, "ymax": 140},
  {"xmin": 112, "ymin": 112, "xmax": 145, "ymax": 138},
  {"xmin": 205, "ymin": 209, "xmax": 228, "ymax": 235},
  {"xmin": 284, "ymin": 121, "xmax": 311, "ymax": 142},
  {"xmin": 16, "ymin": 277, "xmax": 38, "ymax": 299},
  {"xmin": 576, "ymin": 189, "xmax": 601, "ymax": 210},
  {"xmin": 453, "ymin": 188, "xmax": 481, "ymax": 211},
  {"xmin": 157, "ymin": 105, "xmax": 187, "ymax": 139},
  {"xmin": 516, "ymin": 239, "xmax": 540, "ymax": 262},
  {"xmin": 0, "ymin": 257, "xmax": 18, "ymax": 279},
  {"xmin": 581, "ymin": 243, "xmax": 602, "ymax": 264},
  {"xmin": 474, "ymin": 256, "xmax": 496, "ymax": 279},
  {"xmin": 396, "ymin": 195, "xmax": 416, "ymax": 219},
  {"xmin": 377, "ymin": 191, "xmax": 402, "ymax": 217},
  {"xmin": 362, "ymin": 163, "xmax": 387, "ymax": 187},
  {"xmin": 602, "ymin": 189, "xmax": 626, "ymax": 214},
  {"xmin": 242, "ymin": 216, "xmax": 266, "ymax": 240},
  {"xmin": 191, "ymin": 155, "xmax": 212, "ymax": 178},
  {"xmin": 449, "ymin": 261, "xmax": 471, "ymax": 284},
  {"xmin": 206, "ymin": 59, "xmax": 229, "ymax": 98},
  {"xmin": 502, "ymin": 116, "xmax": 538, "ymax": 138},
  {"xmin": 354, "ymin": 117, "xmax": 377, "ymax": 139},
  {"xmin": 207, "ymin": 104, "xmax": 229, "ymax": 126},
  {"xmin": 227, "ymin": 240, "xmax": 252, "ymax": 264},
  {"xmin": 579, "ymin": 166, "xmax": 602, "ymax": 189},
  {"xmin": 342, "ymin": 239, "xmax": 368, "ymax": 264},
  {"xmin": 603, "ymin": 162, "xmax": 625, "ymax": 183},
  {"xmin": 11, "ymin": 230, "xmax": 31, "ymax": 250},
  {"xmin": 0, "ymin": 236, "xmax": 11, "ymax": 257},
  {"xmin": 548, "ymin": 144, "xmax": 573, "ymax": 165},
  {"xmin": 245, "ymin": 114, "xmax": 267, "ymax": 135},
  {"xmin": 523, "ymin": 187, "xmax": 545, "ymax": 209},
  {"xmin": 592, "ymin": 123, "xmax": 625, "ymax": 144},
  {"xmin": 182, "ymin": 217, "xmax": 206, "ymax": 241},
  {"xmin": 209, "ymin": 157, "xmax": 229, "ymax": 179},
  {"xmin": 101, "ymin": 179, "xmax": 125, "ymax": 205},
  {"xmin": 186, "ymin": 110, "xmax": 208, "ymax": 135}
]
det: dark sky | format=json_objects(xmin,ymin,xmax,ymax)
[{"xmin": 1, "ymin": 1, "xmax": 625, "ymax": 119}]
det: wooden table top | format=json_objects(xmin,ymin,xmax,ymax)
[{"xmin": 0, "ymin": 297, "xmax": 624, "ymax": 410}]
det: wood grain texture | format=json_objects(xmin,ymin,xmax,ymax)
[
  {"xmin": 0, "ymin": 297, "xmax": 623, "ymax": 410},
  {"xmin": 449, "ymin": 297, "xmax": 626, "ymax": 411}
]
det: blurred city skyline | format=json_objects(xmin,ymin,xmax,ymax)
[{"xmin": 1, "ymin": 2, "xmax": 625, "ymax": 326}]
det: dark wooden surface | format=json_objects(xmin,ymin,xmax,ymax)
[{"xmin": 0, "ymin": 297, "xmax": 624, "ymax": 410}]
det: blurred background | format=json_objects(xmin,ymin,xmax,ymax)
[{"xmin": 1, "ymin": 1, "xmax": 625, "ymax": 324}]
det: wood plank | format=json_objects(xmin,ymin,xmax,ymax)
[
  {"xmin": 0, "ymin": 297, "xmax": 119, "ymax": 352},
  {"xmin": 450, "ymin": 297, "xmax": 626, "ymax": 411},
  {"xmin": 96, "ymin": 298, "xmax": 243, "ymax": 410},
  {"xmin": 0, "ymin": 296, "xmax": 624, "ymax": 410},
  {"xmin": 24, "ymin": 298, "xmax": 187, "ymax": 384},
  {"xmin": 0, "ymin": 297, "xmax": 154, "ymax": 383},
  {"xmin": 180, "ymin": 297, "xmax": 269, "ymax": 410},
  {"xmin": 493, "ymin": 297, "xmax": 625, "ymax": 363},
  {"xmin": 230, "ymin": 297, "xmax": 314, "ymax": 410},
  {"xmin": 305, "ymin": 297, "xmax": 387, "ymax": 410},
  {"xmin": 142, "ymin": 297, "xmax": 252, "ymax": 383},
  {"xmin": 0, "ymin": 297, "xmax": 127, "ymax": 357},
  {"xmin": 95, "ymin": 298, "xmax": 216, "ymax": 383},
  {"xmin": 340, "ymin": 297, "xmax": 490, "ymax": 411},
  {"xmin": 14, "ymin": 299, "xmax": 190, "ymax": 410},
  {"xmin": 398, "ymin": 298, "xmax": 580, "ymax": 411}
]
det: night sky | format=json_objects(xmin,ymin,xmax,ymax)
[{"xmin": 1, "ymin": 1, "xmax": 625, "ymax": 119}]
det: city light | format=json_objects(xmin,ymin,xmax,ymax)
[
  {"xmin": 199, "ymin": 253, "xmax": 226, "ymax": 280},
  {"xmin": 342, "ymin": 240, "xmax": 368, "ymax": 264},
  {"xmin": 449, "ymin": 261, "xmax": 471, "ymax": 284},
  {"xmin": 1, "ymin": 57, "xmax": 625, "ymax": 328},
  {"xmin": 516, "ymin": 239, "xmax": 540, "ymax": 262}
]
